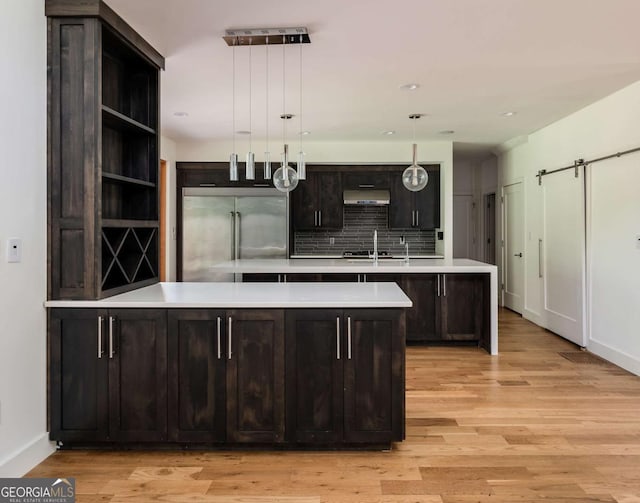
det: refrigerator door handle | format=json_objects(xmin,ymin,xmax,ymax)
[
  {"xmin": 229, "ymin": 211, "xmax": 235, "ymax": 260},
  {"xmin": 235, "ymin": 211, "xmax": 241, "ymax": 260}
]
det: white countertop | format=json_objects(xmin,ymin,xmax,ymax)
[
  {"xmin": 211, "ymin": 258, "xmax": 497, "ymax": 274},
  {"xmin": 45, "ymin": 282, "xmax": 413, "ymax": 309}
]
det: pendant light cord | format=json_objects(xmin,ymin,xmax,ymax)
[
  {"xmin": 282, "ymin": 34, "xmax": 286, "ymax": 153},
  {"xmin": 265, "ymin": 37, "xmax": 269, "ymax": 153},
  {"xmin": 299, "ymin": 34, "xmax": 303, "ymax": 152},
  {"xmin": 248, "ymin": 39, "xmax": 252, "ymax": 152},
  {"xmin": 232, "ymin": 41, "xmax": 236, "ymax": 154}
]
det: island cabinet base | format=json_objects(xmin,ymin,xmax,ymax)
[{"xmin": 49, "ymin": 307, "xmax": 405, "ymax": 449}]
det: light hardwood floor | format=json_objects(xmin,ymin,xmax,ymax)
[{"xmin": 29, "ymin": 308, "xmax": 640, "ymax": 502}]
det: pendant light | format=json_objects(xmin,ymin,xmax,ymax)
[
  {"xmin": 273, "ymin": 36, "xmax": 299, "ymax": 193},
  {"xmin": 245, "ymin": 39, "xmax": 255, "ymax": 180},
  {"xmin": 296, "ymin": 34, "xmax": 306, "ymax": 180},
  {"xmin": 402, "ymin": 114, "xmax": 428, "ymax": 191},
  {"xmin": 263, "ymin": 37, "xmax": 271, "ymax": 180},
  {"xmin": 229, "ymin": 40, "xmax": 239, "ymax": 181}
]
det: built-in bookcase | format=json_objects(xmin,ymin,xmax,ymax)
[{"xmin": 47, "ymin": 0, "xmax": 164, "ymax": 299}]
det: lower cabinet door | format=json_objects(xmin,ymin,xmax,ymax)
[
  {"xmin": 402, "ymin": 274, "xmax": 441, "ymax": 341},
  {"xmin": 168, "ymin": 309, "xmax": 226, "ymax": 442},
  {"xmin": 49, "ymin": 309, "xmax": 109, "ymax": 442},
  {"xmin": 285, "ymin": 310, "xmax": 343, "ymax": 443},
  {"xmin": 108, "ymin": 309, "xmax": 168, "ymax": 442},
  {"xmin": 226, "ymin": 309, "xmax": 285, "ymax": 442},
  {"xmin": 441, "ymin": 274, "xmax": 484, "ymax": 341},
  {"xmin": 343, "ymin": 309, "xmax": 405, "ymax": 443}
]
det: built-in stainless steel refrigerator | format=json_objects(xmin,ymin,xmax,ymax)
[{"xmin": 181, "ymin": 187, "xmax": 288, "ymax": 281}]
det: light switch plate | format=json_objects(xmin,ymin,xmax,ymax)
[
  {"xmin": 7, "ymin": 238, "xmax": 21, "ymax": 263},
  {"xmin": 636, "ymin": 234, "xmax": 640, "ymax": 250}
]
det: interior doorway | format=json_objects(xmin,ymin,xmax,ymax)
[
  {"xmin": 453, "ymin": 194, "xmax": 475, "ymax": 258},
  {"xmin": 484, "ymin": 193, "xmax": 496, "ymax": 264},
  {"xmin": 502, "ymin": 181, "xmax": 524, "ymax": 313}
]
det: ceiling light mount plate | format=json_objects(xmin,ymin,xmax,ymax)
[
  {"xmin": 224, "ymin": 28, "xmax": 310, "ymax": 46},
  {"xmin": 280, "ymin": 114, "xmax": 294, "ymax": 120},
  {"xmin": 409, "ymin": 114, "xmax": 422, "ymax": 120}
]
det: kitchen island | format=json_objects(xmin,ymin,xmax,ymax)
[
  {"xmin": 211, "ymin": 258, "xmax": 499, "ymax": 354},
  {"xmin": 45, "ymin": 282, "xmax": 410, "ymax": 448}
]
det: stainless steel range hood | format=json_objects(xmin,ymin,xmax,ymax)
[{"xmin": 343, "ymin": 189, "xmax": 390, "ymax": 205}]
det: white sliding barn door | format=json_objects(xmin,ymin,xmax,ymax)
[
  {"xmin": 541, "ymin": 167, "xmax": 587, "ymax": 347},
  {"xmin": 502, "ymin": 182, "xmax": 524, "ymax": 313}
]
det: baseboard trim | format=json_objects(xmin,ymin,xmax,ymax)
[
  {"xmin": 0, "ymin": 433, "xmax": 55, "ymax": 477},
  {"xmin": 588, "ymin": 339, "xmax": 640, "ymax": 376}
]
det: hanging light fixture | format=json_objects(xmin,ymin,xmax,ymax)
[
  {"xmin": 229, "ymin": 39, "xmax": 239, "ymax": 181},
  {"xmin": 273, "ymin": 36, "xmax": 299, "ymax": 193},
  {"xmin": 296, "ymin": 34, "xmax": 306, "ymax": 180},
  {"xmin": 224, "ymin": 28, "xmax": 310, "ymax": 186},
  {"xmin": 245, "ymin": 39, "xmax": 255, "ymax": 179},
  {"xmin": 263, "ymin": 36, "xmax": 271, "ymax": 180},
  {"xmin": 402, "ymin": 114, "xmax": 428, "ymax": 191}
]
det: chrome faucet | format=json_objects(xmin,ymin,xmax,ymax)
[{"xmin": 372, "ymin": 229, "xmax": 378, "ymax": 263}]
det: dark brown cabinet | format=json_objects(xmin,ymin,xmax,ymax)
[
  {"xmin": 176, "ymin": 162, "xmax": 274, "ymax": 188},
  {"xmin": 49, "ymin": 308, "xmax": 167, "ymax": 443},
  {"xmin": 342, "ymin": 171, "xmax": 390, "ymax": 189},
  {"xmin": 47, "ymin": 2, "xmax": 164, "ymax": 300},
  {"xmin": 226, "ymin": 310, "xmax": 285, "ymax": 443},
  {"xmin": 389, "ymin": 167, "xmax": 440, "ymax": 230},
  {"xmin": 401, "ymin": 273, "xmax": 486, "ymax": 344},
  {"xmin": 286, "ymin": 309, "xmax": 404, "ymax": 444},
  {"xmin": 292, "ymin": 170, "xmax": 343, "ymax": 229},
  {"xmin": 168, "ymin": 310, "xmax": 226, "ymax": 443}
]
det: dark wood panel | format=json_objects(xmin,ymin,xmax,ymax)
[
  {"xmin": 402, "ymin": 274, "xmax": 440, "ymax": 341},
  {"xmin": 60, "ymin": 229, "xmax": 85, "ymax": 290},
  {"xmin": 318, "ymin": 172, "xmax": 343, "ymax": 229},
  {"xmin": 343, "ymin": 309, "xmax": 405, "ymax": 443},
  {"xmin": 49, "ymin": 309, "xmax": 109, "ymax": 442},
  {"xmin": 285, "ymin": 310, "xmax": 343, "ymax": 443},
  {"xmin": 342, "ymin": 171, "xmax": 390, "ymax": 189},
  {"xmin": 291, "ymin": 171, "xmax": 317, "ymax": 230},
  {"xmin": 168, "ymin": 310, "xmax": 226, "ymax": 443},
  {"xmin": 109, "ymin": 309, "xmax": 167, "ymax": 441},
  {"xmin": 441, "ymin": 274, "xmax": 483, "ymax": 341},
  {"xmin": 226, "ymin": 310, "xmax": 285, "ymax": 443},
  {"xmin": 415, "ymin": 167, "xmax": 441, "ymax": 229},
  {"xmin": 389, "ymin": 170, "xmax": 414, "ymax": 229}
]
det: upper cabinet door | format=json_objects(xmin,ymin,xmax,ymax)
[
  {"xmin": 342, "ymin": 171, "xmax": 390, "ymax": 190},
  {"xmin": 389, "ymin": 171, "xmax": 414, "ymax": 229},
  {"xmin": 414, "ymin": 168, "xmax": 441, "ymax": 229},
  {"xmin": 317, "ymin": 172, "xmax": 343, "ymax": 229},
  {"xmin": 291, "ymin": 171, "xmax": 318, "ymax": 230}
]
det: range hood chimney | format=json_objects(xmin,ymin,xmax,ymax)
[{"xmin": 343, "ymin": 189, "xmax": 390, "ymax": 206}]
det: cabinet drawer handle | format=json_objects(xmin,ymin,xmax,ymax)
[
  {"xmin": 416, "ymin": 210, "xmax": 419, "ymax": 227},
  {"xmin": 314, "ymin": 211, "xmax": 317, "ymax": 227},
  {"xmin": 358, "ymin": 184, "xmax": 374, "ymax": 188},
  {"xmin": 97, "ymin": 316, "xmax": 103, "ymax": 359},
  {"xmin": 318, "ymin": 210, "xmax": 322, "ymax": 227},
  {"xmin": 228, "ymin": 317, "xmax": 233, "ymax": 359},
  {"xmin": 217, "ymin": 317, "xmax": 222, "ymax": 360},
  {"xmin": 336, "ymin": 317, "xmax": 341, "ymax": 360},
  {"xmin": 443, "ymin": 275, "xmax": 447, "ymax": 297},
  {"xmin": 437, "ymin": 274, "xmax": 441, "ymax": 297},
  {"xmin": 347, "ymin": 316, "xmax": 352, "ymax": 360},
  {"xmin": 108, "ymin": 316, "xmax": 116, "ymax": 359}
]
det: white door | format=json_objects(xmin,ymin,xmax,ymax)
[
  {"xmin": 541, "ymin": 167, "xmax": 586, "ymax": 347},
  {"xmin": 502, "ymin": 182, "xmax": 524, "ymax": 313},
  {"xmin": 453, "ymin": 194, "xmax": 474, "ymax": 258}
]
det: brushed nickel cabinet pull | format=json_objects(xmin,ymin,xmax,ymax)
[
  {"xmin": 443, "ymin": 274, "xmax": 447, "ymax": 297},
  {"xmin": 416, "ymin": 210, "xmax": 419, "ymax": 227},
  {"xmin": 217, "ymin": 317, "xmax": 222, "ymax": 360},
  {"xmin": 228, "ymin": 317, "xmax": 232, "ymax": 360},
  {"xmin": 336, "ymin": 317, "xmax": 341, "ymax": 360},
  {"xmin": 437, "ymin": 274, "xmax": 441, "ymax": 296},
  {"xmin": 347, "ymin": 316, "xmax": 352, "ymax": 360},
  {"xmin": 319, "ymin": 210, "xmax": 322, "ymax": 227},
  {"xmin": 108, "ymin": 316, "xmax": 115, "ymax": 359},
  {"xmin": 97, "ymin": 316, "xmax": 103, "ymax": 359}
]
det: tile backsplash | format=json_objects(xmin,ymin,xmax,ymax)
[{"xmin": 294, "ymin": 206, "xmax": 436, "ymax": 256}]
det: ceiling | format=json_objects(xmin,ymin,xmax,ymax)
[{"xmin": 106, "ymin": 0, "xmax": 640, "ymax": 158}]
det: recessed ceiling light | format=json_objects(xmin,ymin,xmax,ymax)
[
  {"xmin": 236, "ymin": 130, "xmax": 251, "ymax": 135},
  {"xmin": 501, "ymin": 111, "xmax": 517, "ymax": 117},
  {"xmin": 400, "ymin": 83, "xmax": 420, "ymax": 91},
  {"xmin": 299, "ymin": 131, "xmax": 311, "ymax": 136},
  {"xmin": 439, "ymin": 130, "xmax": 455, "ymax": 135},
  {"xmin": 382, "ymin": 130, "xmax": 396, "ymax": 136},
  {"xmin": 173, "ymin": 111, "xmax": 189, "ymax": 117}
]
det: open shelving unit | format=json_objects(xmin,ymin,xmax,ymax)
[{"xmin": 47, "ymin": 0, "xmax": 164, "ymax": 299}]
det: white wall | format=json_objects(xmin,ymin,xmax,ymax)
[
  {"xmin": 160, "ymin": 136, "xmax": 177, "ymax": 281},
  {"xmin": 0, "ymin": 0, "xmax": 54, "ymax": 476},
  {"xmin": 177, "ymin": 139, "xmax": 453, "ymax": 258},
  {"xmin": 497, "ymin": 80, "xmax": 640, "ymax": 375}
]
